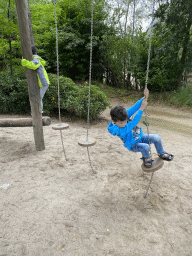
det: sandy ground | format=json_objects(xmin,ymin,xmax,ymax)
[{"xmin": 0, "ymin": 102, "xmax": 192, "ymax": 256}]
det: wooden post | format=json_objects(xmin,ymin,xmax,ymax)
[
  {"xmin": 15, "ymin": 0, "xmax": 45, "ymax": 151},
  {"xmin": 26, "ymin": 0, "xmax": 35, "ymax": 46}
]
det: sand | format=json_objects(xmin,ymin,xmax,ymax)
[{"xmin": 0, "ymin": 103, "xmax": 192, "ymax": 256}]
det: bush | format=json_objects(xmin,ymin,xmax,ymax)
[
  {"xmin": 0, "ymin": 67, "xmax": 30, "ymax": 113},
  {"xmin": 44, "ymin": 74, "xmax": 111, "ymax": 119},
  {"xmin": 0, "ymin": 67, "xmax": 111, "ymax": 119},
  {"xmin": 170, "ymin": 83, "xmax": 192, "ymax": 107}
]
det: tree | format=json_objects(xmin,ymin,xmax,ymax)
[
  {"xmin": 29, "ymin": 0, "xmax": 113, "ymax": 82},
  {"xmin": 153, "ymin": 0, "xmax": 192, "ymax": 89},
  {"xmin": 0, "ymin": 0, "xmax": 20, "ymax": 71}
]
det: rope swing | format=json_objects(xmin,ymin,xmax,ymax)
[
  {"xmin": 142, "ymin": 0, "xmax": 164, "ymax": 198},
  {"xmin": 52, "ymin": 0, "xmax": 69, "ymax": 162},
  {"xmin": 141, "ymin": 0, "xmax": 164, "ymax": 173},
  {"xmin": 78, "ymin": 0, "xmax": 97, "ymax": 174}
]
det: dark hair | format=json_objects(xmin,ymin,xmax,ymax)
[
  {"xmin": 31, "ymin": 45, "xmax": 37, "ymax": 55},
  {"xmin": 110, "ymin": 106, "xmax": 128, "ymax": 122}
]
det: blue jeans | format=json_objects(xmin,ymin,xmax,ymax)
[
  {"xmin": 40, "ymin": 85, "xmax": 49, "ymax": 113},
  {"xmin": 130, "ymin": 134, "xmax": 165, "ymax": 159}
]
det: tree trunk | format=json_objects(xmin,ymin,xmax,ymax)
[
  {"xmin": 117, "ymin": 1, "xmax": 123, "ymax": 36},
  {"xmin": 8, "ymin": 0, "xmax": 12, "ymax": 75},
  {"xmin": 123, "ymin": 0, "xmax": 130, "ymax": 88},
  {"xmin": 26, "ymin": 0, "xmax": 35, "ymax": 45},
  {"xmin": 15, "ymin": 0, "xmax": 45, "ymax": 151},
  {"xmin": 132, "ymin": 0, "xmax": 136, "ymax": 38},
  {"xmin": 177, "ymin": 16, "xmax": 192, "ymax": 88},
  {"xmin": 124, "ymin": 0, "xmax": 130, "ymax": 35}
]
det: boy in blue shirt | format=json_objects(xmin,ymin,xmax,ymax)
[{"xmin": 108, "ymin": 88, "xmax": 174, "ymax": 168}]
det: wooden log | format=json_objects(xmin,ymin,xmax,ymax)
[{"xmin": 0, "ymin": 117, "xmax": 51, "ymax": 127}]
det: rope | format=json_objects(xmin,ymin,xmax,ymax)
[
  {"xmin": 53, "ymin": 0, "xmax": 61, "ymax": 124},
  {"xmin": 144, "ymin": 172, "xmax": 154, "ymax": 198},
  {"xmin": 143, "ymin": 0, "xmax": 156, "ymax": 198},
  {"xmin": 85, "ymin": 0, "xmax": 96, "ymax": 174},
  {"xmin": 87, "ymin": 0, "xmax": 94, "ymax": 141},
  {"xmin": 53, "ymin": 0, "xmax": 67, "ymax": 162},
  {"xmin": 87, "ymin": 147, "xmax": 97, "ymax": 174},
  {"xmin": 144, "ymin": 0, "xmax": 156, "ymax": 153}
]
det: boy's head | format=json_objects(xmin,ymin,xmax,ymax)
[
  {"xmin": 31, "ymin": 45, "xmax": 37, "ymax": 55},
  {"xmin": 110, "ymin": 106, "xmax": 128, "ymax": 127}
]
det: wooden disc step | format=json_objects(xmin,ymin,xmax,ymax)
[
  {"xmin": 78, "ymin": 137, "xmax": 96, "ymax": 147},
  {"xmin": 52, "ymin": 123, "xmax": 69, "ymax": 130},
  {"xmin": 141, "ymin": 156, "xmax": 164, "ymax": 173}
]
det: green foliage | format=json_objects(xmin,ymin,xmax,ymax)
[
  {"xmin": 0, "ymin": 68, "xmax": 110, "ymax": 119},
  {"xmin": 0, "ymin": 67, "xmax": 30, "ymax": 113},
  {"xmin": 151, "ymin": 0, "xmax": 192, "ymax": 90},
  {"xmin": 132, "ymin": 31, "xmax": 179, "ymax": 92},
  {"xmin": 103, "ymin": 33, "xmax": 133, "ymax": 88},
  {"xmin": 104, "ymin": 0, "xmax": 192, "ymax": 92},
  {"xmin": 44, "ymin": 74, "xmax": 111, "ymax": 119},
  {"xmin": 0, "ymin": 0, "xmax": 21, "ymax": 70},
  {"xmin": 30, "ymin": 0, "xmax": 113, "ymax": 81}
]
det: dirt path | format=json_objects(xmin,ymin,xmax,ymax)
[{"xmin": 0, "ymin": 102, "xmax": 192, "ymax": 256}]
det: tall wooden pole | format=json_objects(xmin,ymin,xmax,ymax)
[
  {"xmin": 15, "ymin": 0, "xmax": 45, "ymax": 151},
  {"xmin": 26, "ymin": 0, "xmax": 35, "ymax": 46}
]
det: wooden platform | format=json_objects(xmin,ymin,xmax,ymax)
[
  {"xmin": 141, "ymin": 156, "xmax": 164, "ymax": 173},
  {"xmin": 78, "ymin": 137, "xmax": 96, "ymax": 147},
  {"xmin": 52, "ymin": 123, "xmax": 69, "ymax": 130},
  {"xmin": 0, "ymin": 116, "xmax": 51, "ymax": 127}
]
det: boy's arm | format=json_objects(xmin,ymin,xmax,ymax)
[
  {"xmin": 40, "ymin": 59, "xmax": 46, "ymax": 66},
  {"xmin": 21, "ymin": 58, "xmax": 40, "ymax": 70},
  {"xmin": 126, "ymin": 110, "xmax": 143, "ymax": 131},
  {"xmin": 127, "ymin": 98, "xmax": 144, "ymax": 118},
  {"xmin": 108, "ymin": 121, "xmax": 120, "ymax": 136},
  {"xmin": 126, "ymin": 98, "xmax": 147, "ymax": 130}
]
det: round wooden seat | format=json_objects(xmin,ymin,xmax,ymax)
[
  {"xmin": 78, "ymin": 137, "xmax": 96, "ymax": 147},
  {"xmin": 141, "ymin": 157, "xmax": 164, "ymax": 172},
  {"xmin": 52, "ymin": 123, "xmax": 69, "ymax": 130}
]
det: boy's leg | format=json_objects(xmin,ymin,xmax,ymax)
[
  {"xmin": 130, "ymin": 142, "xmax": 157, "ymax": 167},
  {"xmin": 40, "ymin": 85, "xmax": 49, "ymax": 113},
  {"xmin": 141, "ymin": 134, "xmax": 165, "ymax": 155},
  {"xmin": 130, "ymin": 142, "xmax": 151, "ymax": 159}
]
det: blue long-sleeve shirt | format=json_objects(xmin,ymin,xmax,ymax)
[{"xmin": 108, "ymin": 98, "xmax": 144, "ymax": 150}]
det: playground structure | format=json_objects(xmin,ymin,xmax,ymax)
[{"xmin": 1, "ymin": 0, "xmax": 167, "ymax": 198}]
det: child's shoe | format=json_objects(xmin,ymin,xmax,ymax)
[
  {"xmin": 158, "ymin": 153, "xmax": 174, "ymax": 161},
  {"xmin": 141, "ymin": 157, "xmax": 156, "ymax": 168}
]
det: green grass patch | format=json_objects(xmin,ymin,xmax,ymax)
[
  {"xmin": 94, "ymin": 81, "xmax": 192, "ymax": 109},
  {"xmin": 170, "ymin": 83, "xmax": 192, "ymax": 107}
]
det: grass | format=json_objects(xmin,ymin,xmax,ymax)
[{"xmin": 92, "ymin": 81, "xmax": 192, "ymax": 109}]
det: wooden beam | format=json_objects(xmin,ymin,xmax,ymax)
[
  {"xmin": 15, "ymin": 0, "xmax": 45, "ymax": 151},
  {"xmin": 0, "ymin": 117, "xmax": 51, "ymax": 127}
]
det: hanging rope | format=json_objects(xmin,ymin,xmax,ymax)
[
  {"xmin": 143, "ymin": 0, "xmax": 156, "ymax": 198},
  {"xmin": 144, "ymin": 0, "xmax": 156, "ymax": 153},
  {"xmin": 87, "ymin": 0, "xmax": 94, "ymax": 141},
  {"xmin": 53, "ymin": 0, "xmax": 67, "ymax": 162},
  {"xmin": 53, "ymin": 0, "xmax": 61, "ymax": 124},
  {"xmin": 85, "ymin": 0, "xmax": 96, "ymax": 175}
]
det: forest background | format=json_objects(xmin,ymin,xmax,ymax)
[{"xmin": 0, "ymin": 0, "xmax": 192, "ymax": 117}]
